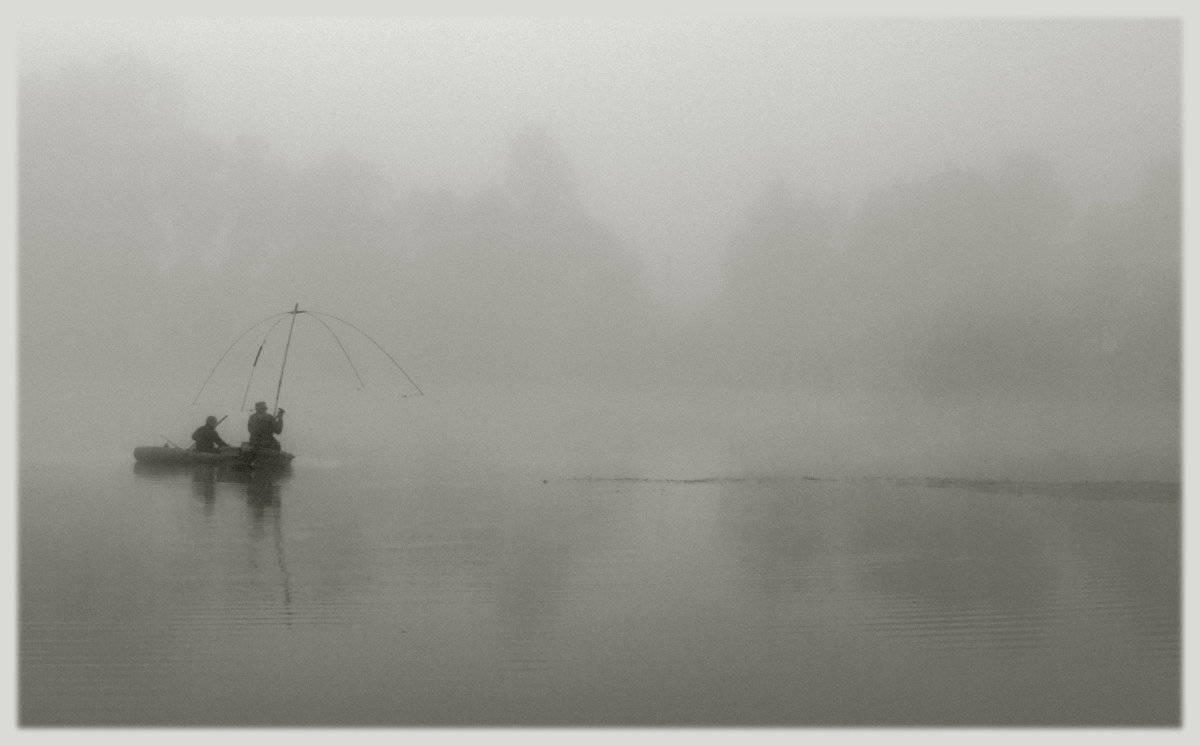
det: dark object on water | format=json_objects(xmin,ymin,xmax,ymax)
[
  {"xmin": 133, "ymin": 443, "xmax": 294, "ymax": 470},
  {"xmin": 191, "ymin": 415, "xmax": 231, "ymax": 453},
  {"xmin": 193, "ymin": 303, "xmax": 423, "ymax": 411},
  {"xmin": 137, "ymin": 303, "xmax": 421, "ymax": 472}
]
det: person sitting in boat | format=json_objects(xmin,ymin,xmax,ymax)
[
  {"xmin": 191, "ymin": 416, "xmax": 230, "ymax": 454},
  {"xmin": 247, "ymin": 401, "xmax": 285, "ymax": 451}
]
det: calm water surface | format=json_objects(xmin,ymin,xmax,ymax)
[{"xmin": 20, "ymin": 457, "xmax": 1179, "ymax": 725}]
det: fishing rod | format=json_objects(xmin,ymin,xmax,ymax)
[
  {"xmin": 193, "ymin": 312, "xmax": 291, "ymax": 405},
  {"xmin": 239, "ymin": 316, "xmax": 289, "ymax": 412},
  {"xmin": 194, "ymin": 304, "xmax": 424, "ymax": 413},
  {"xmin": 307, "ymin": 309, "xmax": 425, "ymax": 397},
  {"xmin": 306, "ymin": 313, "xmax": 366, "ymax": 390},
  {"xmin": 264, "ymin": 307, "xmax": 424, "ymax": 398},
  {"xmin": 273, "ymin": 303, "xmax": 303, "ymax": 413}
]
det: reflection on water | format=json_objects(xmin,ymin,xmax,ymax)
[{"xmin": 20, "ymin": 462, "xmax": 1179, "ymax": 726}]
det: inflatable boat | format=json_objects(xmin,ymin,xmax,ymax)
[{"xmin": 133, "ymin": 443, "xmax": 294, "ymax": 469}]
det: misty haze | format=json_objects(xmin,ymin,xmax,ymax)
[{"xmin": 17, "ymin": 18, "xmax": 1180, "ymax": 727}]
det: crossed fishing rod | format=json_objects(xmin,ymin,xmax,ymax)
[{"xmin": 191, "ymin": 304, "xmax": 424, "ymax": 413}]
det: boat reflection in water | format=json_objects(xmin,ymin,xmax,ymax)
[
  {"xmin": 132, "ymin": 455, "xmax": 295, "ymax": 620},
  {"xmin": 133, "ymin": 458, "xmax": 293, "ymax": 484},
  {"xmin": 132, "ymin": 457, "xmax": 293, "ymax": 521}
]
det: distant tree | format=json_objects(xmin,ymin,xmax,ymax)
[
  {"xmin": 504, "ymin": 125, "xmax": 580, "ymax": 215},
  {"xmin": 719, "ymin": 177, "xmax": 840, "ymax": 310},
  {"xmin": 399, "ymin": 127, "xmax": 661, "ymax": 386},
  {"xmin": 1061, "ymin": 157, "xmax": 1180, "ymax": 404},
  {"xmin": 701, "ymin": 176, "xmax": 844, "ymax": 387},
  {"xmin": 19, "ymin": 55, "xmax": 225, "ymax": 373},
  {"xmin": 501, "ymin": 127, "xmax": 658, "ymax": 382},
  {"xmin": 838, "ymin": 154, "xmax": 1180, "ymax": 405},
  {"xmin": 851, "ymin": 155, "xmax": 1072, "ymax": 321}
]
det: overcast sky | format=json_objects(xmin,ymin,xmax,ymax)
[{"xmin": 16, "ymin": 14, "xmax": 1182, "ymax": 298}]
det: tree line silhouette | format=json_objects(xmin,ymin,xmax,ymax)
[{"xmin": 20, "ymin": 56, "xmax": 1178, "ymax": 412}]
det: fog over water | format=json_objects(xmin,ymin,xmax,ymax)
[{"xmin": 17, "ymin": 17, "xmax": 1180, "ymax": 482}]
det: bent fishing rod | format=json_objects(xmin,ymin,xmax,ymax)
[
  {"xmin": 192, "ymin": 304, "xmax": 425, "ymax": 412},
  {"xmin": 273, "ymin": 302, "xmax": 302, "ymax": 413}
]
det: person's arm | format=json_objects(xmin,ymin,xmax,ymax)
[{"xmin": 274, "ymin": 410, "xmax": 284, "ymax": 434}]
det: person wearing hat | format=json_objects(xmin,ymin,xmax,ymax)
[
  {"xmin": 247, "ymin": 401, "xmax": 285, "ymax": 451},
  {"xmin": 191, "ymin": 416, "xmax": 231, "ymax": 454}
]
